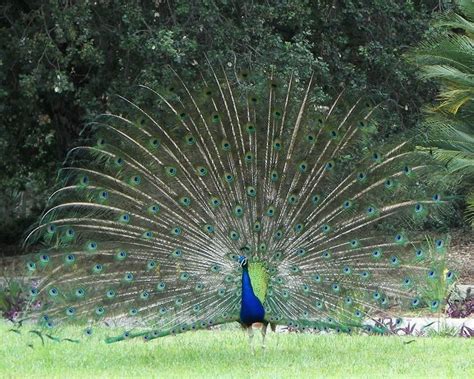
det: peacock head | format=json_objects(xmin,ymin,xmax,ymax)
[{"xmin": 238, "ymin": 255, "xmax": 248, "ymax": 269}]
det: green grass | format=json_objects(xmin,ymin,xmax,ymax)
[{"xmin": 0, "ymin": 322, "xmax": 472, "ymax": 378}]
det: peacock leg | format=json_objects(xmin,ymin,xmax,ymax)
[
  {"xmin": 270, "ymin": 323, "xmax": 281, "ymax": 347},
  {"xmin": 261, "ymin": 321, "xmax": 269, "ymax": 349},
  {"xmin": 247, "ymin": 325, "xmax": 255, "ymax": 353}
]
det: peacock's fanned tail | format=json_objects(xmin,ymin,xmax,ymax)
[{"xmin": 22, "ymin": 63, "xmax": 454, "ymax": 342}]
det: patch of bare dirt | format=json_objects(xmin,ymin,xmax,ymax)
[{"xmin": 448, "ymin": 229, "xmax": 473, "ymax": 284}]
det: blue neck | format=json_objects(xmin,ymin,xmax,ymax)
[{"xmin": 239, "ymin": 267, "xmax": 265, "ymax": 325}]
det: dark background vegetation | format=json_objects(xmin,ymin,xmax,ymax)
[{"xmin": 0, "ymin": 0, "xmax": 459, "ymax": 251}]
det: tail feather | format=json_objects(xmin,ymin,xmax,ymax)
[{"xmin": 19, "ymin": 62, "xmax": 454, "ymax": 341}]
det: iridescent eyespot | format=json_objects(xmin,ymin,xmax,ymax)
[
  {"xmin": 86, "ymin": 241, "xmax": 98, "ymax": 251},
  {"xmin": 130, "ymin": 175, "xmax": 141, "ymax": 185},
  {"xmin": 119, "ymin": 213, "xmax": 130, "ymax": 223},
  {"xmin": 46, "ymin": 224, "xmax": 57, "ymax": 234},
  {"xmin": 266, "ymin": 206, "xmax": 275, "ymax": 217},
  {"xmin": 210, "ymin": 197, "xmax": 221, "ymax": 208},
  {"xmin": 270, "ymin": 170, "xmax": 279, "ymax": 182},
  {"xmin": 244, "ymin": 152, "xmax": 254, "ymax": 163},
  {"xmin": 27, "ymin": 261, "xmax": 36, "ymax": 271},
  {"xmin": 384, "ymin": 179, "xmax": 394, "ymax": 188},
  {"xmin": 415, "ymin": 249, "xmax": 425, "ymax": 260},
  {"xmin": 325, "ymin": 161, "xmax": 334, "ymax": 171},
  {"xmin": 288, "ymin": 194, "xmax": 298, "ymax": 205},
  {"xmin": 65, "ymin": 254, "xmax": 75, "ymax": 264},
  {"xmin": 116, "ymin": 250, "xmax": 127, "ymax": 260},
  {"xmin": 184, "ymin": 133, "xmax": 196, "ymax": 145},
  {"xmin": 246, "ymin": 186, "xmax": 256, "ymax": 197},
  {"xmin": 80, "ymin": 176, "xmax": 89, "ymax": 186},
  {"xmin": 221, "ymin": 140, "xmax": 231, "ymax": 151},
  {"xmin": 211, "ymin": 113, "xmax": 220, "ymax": 123},
  {"xmin": 172, "ymin": 249, "xmax": 182, "ymax": 258},
  {"xmin": 203, "ymin": 224, "xmax": 214, "ymax": 234},
  {"xmin": 143, "ymin": 231, "xmax": 153, "ymax": 239},
  {"xmin": 357, "ymin": 172, "xmax": 367, "ymax": 181},
  {"xmin": 196, "ymin": 166, "xmax": 208, "ymax": 177},
  {"xmin": 298, "ymin": 161, "xmax": 308, "ymax": 173},
  {"xmin": 246, "ymin": 123, "xmax": 256, "ymax": 133},
  {"xmin": 254, "ymin": 221, "xmax": 262, "ymax": 233},
  {"xmin": 296, "ymin": 248, "xmax": 306, "ymax": 257},
  {"xmin": 171, "ymin": 227, "xmax": 182, "ymax": 236},
  {"xmin": 294, "ymin": 223, "xmax": 304, "ymax": 233},
  {"xmin": 342, "ymin": 200, "xmax": 352, "ymax": 209},
  {"xmin": 93, "ymin": 264, "xmax": 103, "ymax": 273},
  {"xmin": 273, "ymin": 138, "xmax": 282, "ymax": 151},
  {"xmin": 372, "ymin": 152, "xmax": 382, "ymax": 162},
  {"xmin": 372, "ymin": 249, "xmax": 382, "ymax": 258},
  {"xmin": 179, "ymin": 196, "xmax": 192, "ymax": 207},
  {"xmin": 140, "ymin": 291, "xmax": 150, "ymax": 300},
  {"xmin": 99, "ymin": 190, "xmax": 109, "ymax": 200},
  {"xmin": 274, "ymin": 230, "xmax": 283, "ymax": 240},
  {"xmin": 149, "ymin": 138, "xmax": 160, "ymax": 148},
  {"xmin": 233, "ymin": 204, "xmax": 244, "ymax": 217},
  {"xmin": 350, "ymin": 239, "xmax": 360, "ymax": 248},
  {"xmin": 106, "ymin": 290, "xmax": 116, "ymax": 299},
  {"xmin": 165, "ymin": 166, "xmax": 177, "ymax": 177}
]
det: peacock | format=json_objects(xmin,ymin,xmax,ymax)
[{"xmin": 19, "ymin": 61, "xmax": 454, "ymax": 345}]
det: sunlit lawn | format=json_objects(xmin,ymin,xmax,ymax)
[{"xmin": 0, "ymin": 321, "xmax": 472, "ymax": 378}]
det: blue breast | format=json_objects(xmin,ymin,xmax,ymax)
[{"xmin": 239, "ymin": 269, "xmax": 265, "ymax": 325}]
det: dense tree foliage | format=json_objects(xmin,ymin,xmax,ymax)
[{"xmin": 0, "ymin": 0, "xmax": 439, "ymax": 245}]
